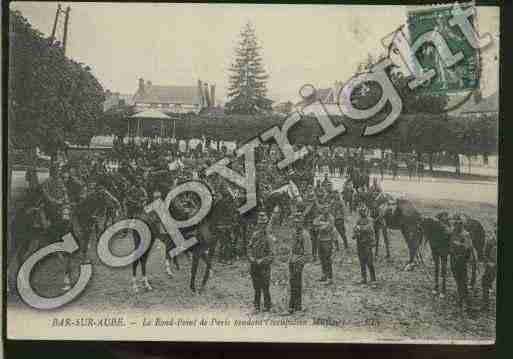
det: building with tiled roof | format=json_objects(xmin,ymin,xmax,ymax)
[{"xmin": 133, "ymin": 78, "xmax": 215, "ymax": 114}]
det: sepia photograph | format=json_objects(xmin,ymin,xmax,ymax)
[{"xmin": 5, "ymin": 1, "xmax": 499, "ymax": 344}]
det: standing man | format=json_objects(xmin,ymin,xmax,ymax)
[
  {"xmin": 287, "ymin": 211, "xmax": 313, "ymax": 314},
  {"xmin": 391, "ymin": 158, "xmax": 399, "ymax": 180},
  {"xmin": 212, "ymin": 183, "xmax": 237, "ymax": 264},
  {"xmin": 313, "ymin": 203, "xmax": 335, "ymax": 285},
  {"xmin": 407, "ymin": 158, "xmax": 415, "ymax": 180},
  {"xmin": 124, "ymin": 175, "xmax": 150, "ymax": 292},
  {"xmin": 303, "ymin": 185, "xmax": 319, "ymax": 262},
  {"xmin": 417, "ymin": 159, "xmax": 425, "ymax": 181},
  {"xmin": 353, "ymin": 206, "xmax": 377, "ymax": 284},
  {"xmin": 331, "ymin": 192, "xmax": 348, "ymax": 250},
  {"xmin": 378, "ymin": 158, "xmax": 385, "ymax": 181},
  {"xmin": 41, "ymin": 166, "xmax": 74, "ymax": 290},
  {"xmin": 371, "ymin": 198, "xmax": 390, "ymax": 260},
  {"xmin": 247, "ymin": 211, "xmax": 274, "ymax": 313},
  {"xmin": 481, "ymin": 224, "xmax": 497, "ymax": 311},
  {"xmin": 449, "ymin": 214, "xmax": 474, "ymax": 312}
]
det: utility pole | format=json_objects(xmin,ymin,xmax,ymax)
[
  {"xmin": 62, "ymin": 6, "xmax": 71, "ymax": 54},
  {"xmin": 50, "ymin": 4, "xmax": 61, "ymax": 43},
  {"xmin": 49, "ymin": 4, "xmax": 71, "ymax": 54}
]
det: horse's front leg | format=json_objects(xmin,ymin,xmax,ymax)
[{"xmin": 199, "ymin": 250, "xmax": 213, "ymax": 293}]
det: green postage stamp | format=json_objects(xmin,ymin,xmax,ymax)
[{"xmin": 407, "ymin": 3, "xmax": 480, "ymax": 94}]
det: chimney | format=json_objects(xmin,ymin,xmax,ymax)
[
  {"xmin": 198, "ymin": 79, "xmax": 204, "ymax": 107},
  {"xmin": 210, "ymin": 84, "xmax": 216, "ymax": 107},
  {"xmin": 138, "ymin": 78, "xmax": 145, "ymax": 94},
  {"xmin": 204, "ymin": 83, "xmax": 212, "ymax": 107}
]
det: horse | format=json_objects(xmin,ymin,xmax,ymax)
[
  {"xmin": 342, "ymin": 180, "xmax": 357, "ymax": 212},
  {"xmin": 461, "ymin": 215, "xmax": 486, "ymax": 262},
  {"xmin": 96, "ymin": 172, "xmax": 130, "ymax": 228},
  {"xmin": 58, "ymin": 184, "xmax": 122, "ymax": 290},
  {"xmin": 264, "ymin": 180, "xmax": 301, "ymax": 224},
  {"xmin": 420, "ymin": 214, "xmax": 451, "ymax": 297},
  {"xmin": 384, "ymin": 196, "xmax": 424, "ymax": 271},
  {"xmin": 7, "ymin": 188, "xmax": 48, "ymax": 290},
  {"xmin": 185, "ymin": 193, "xmax": 235, "ymax": 293}
]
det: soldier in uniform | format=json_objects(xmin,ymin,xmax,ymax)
[
  {"xmin": 391, "ymin": 158, "xmax": 399, "ymax": 180},
  {"xmin": 41, "ymin": 166, "xmax": 75, "ymax": 290},
  {"xmin": 449, "ymin": 214, "xmax": 474, "ymax": 311},
  {"xmin": 321, "ymin": 173, "xmax": 332, "ymax": 192},
  {"xmin": 211, "ymin": 182, "xmax": 237, "ymax": 263},
  {"xmin": 313, "ymin": 203, "xmax": 335, "ymax": 285},
  {"xmin": 247, "ymin": 211, "xmax": 274, "ymax": 313},
  {"xmin": 287, "ymin": 211, "xmax": 313, "ymax": 314},
  {"xmin": 378, "ymin": 158, "xmax": 385, "ymax": 180},
  {"xmin": 303, "ymin": 185, "xmax": 319, "ymax": 262},
  {"xmin": 353, "ymin": 206, "xmax": 377, "ymax": 284},
  {"xmin": 417, "ymin": 159, "xmax": 425, "ymax": 181},
  {"xmin": 481, "ymin": 225, "xmax": 497, "ymax": 311},
  {"xmin": 75, "ymin": 178, "xmax": 120, "ymax": 264},
  {"xmin": 124, "ymin": 175, "xmax": 151, "ymax": 292},
  {"xmin": 369, "ymin": 195, "xmax": 390, "ymax": 259},
  {"xmin": 331, "ymin": 192, "xmax": 348, "ymax": 250},
  {"xmin": 407, "ymin": 158, "xmax": 415, "ymax": 180}
]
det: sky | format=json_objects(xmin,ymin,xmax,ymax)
[{"xmin": 11, "ymin": 2, "xmax": 500, "ymax": 104}]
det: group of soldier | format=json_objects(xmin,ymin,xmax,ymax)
[
  {"xmin": 314, "ymin": 150, "xmax": 430, "ymax": 182},
  {"xmin": 12, "ymin": 139, "xmax": 496, "ymax": 316}
]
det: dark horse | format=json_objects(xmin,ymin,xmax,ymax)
[
  {"xmin": 462, "ymin": 216, "xmax": 486, "ymax": 262},
  {"xmin": 9, "ymin": 184, "xmax": 121, "ymax": 291},
  {"xmin": 264, "ymin": 191, "xmax": 290, "ymax": 224},
  {"xmin": 8, "ymin": 187, "xmax": 48, "ymax": 290},
  {"xmin": 185, "ymin": 190, "xmax": 237, "ymax": 293},
  {"xmin": 384, "ymin": 197, "xmax": 423, "ymax": 270},
  {"xmin": 421, "ymin": 214, "xmax": 451, "ymax": 296}
]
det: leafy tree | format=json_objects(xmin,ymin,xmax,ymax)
[
  {"xmin": 226, "ymin": 22, "xmax": 272, "ymax": 114},
  {"xmin": 9, "ymin": 10, "xmax": 104, "ymax": 164},
  {"xmin": 99, "ymin": 104, "xmax": 136, "ymax": 138}
]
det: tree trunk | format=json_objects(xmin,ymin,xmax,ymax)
[{"xmin": 428, "ymin": 152, "xmax": 434, "ymax": 174}]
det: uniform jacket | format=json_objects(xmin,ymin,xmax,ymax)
[
  {"xmin": 289, "ymin": 227, "xmax": 313, "ymax": 266},
  {"xmin": 313, "ymin": 214, "xmax": 335, "ymax": 241},
  {"xmin": 331, "ymin": 201, "xmax": 345, "ymax": 220},
  {"xmin": 354, "ymin": 217, "xmax": 375, "ymax": 247},
  {"xmin": 248, "ymin": 227, "xmax": 274, "ymax": 266}
]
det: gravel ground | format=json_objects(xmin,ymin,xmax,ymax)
[{"xmin": 7, "ymin": 172, "xmax": 497, "ymax": 342}]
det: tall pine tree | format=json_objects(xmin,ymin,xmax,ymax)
[{"xmin": 226, "ymin": 22, "xmax": 272, "ymax": 115}]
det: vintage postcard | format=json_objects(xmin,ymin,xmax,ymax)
[{"xmin": 5, "ymin": 1, "xmax": 499, "ymax": 343}]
